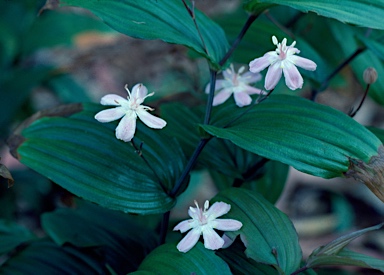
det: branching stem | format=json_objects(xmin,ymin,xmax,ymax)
[
  {"xmin": 311, "ymin": 47, "xmax": 365, "ymax": 101},
  {"xmin": 131, "ymin": 138, "xmax": 167, "ymax": 193},
  {"xmin": 219, "ymin": 14, "xmax": 258, "ymax": 66},
  {"xmin": 181, "ymin": 0, "xmax": 209, "ymax": 55}
]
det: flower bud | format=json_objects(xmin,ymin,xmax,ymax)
[{"xmin": 363, "ymin": 67, "xmax": 378, "ymax": 84}]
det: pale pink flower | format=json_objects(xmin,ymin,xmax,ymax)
[
  {"xmin": 94, "ymin": 83, "xmax": 166, "ymax": 142},
  {"xmin": 173, "ymin": 200, "xmax": 242, "ymax": 253},
  {"xmin": 249, "ymin": 36, "xmax": 317, "ymax": 90},
  {"xmin": 206, "ymin": 64, "xmax": 264, "ymax": 107}
]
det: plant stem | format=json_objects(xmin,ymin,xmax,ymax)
[
  {"xmin": 181, "ymin": 0, "xmax": 209, "ymax": 55},
  {"xmin": 349, "ymin": 83, "xmax": 370, "ymax": 117},
  {"xmin": 131, "ymin": 138, "xmax": 167, "ymax": 193},
  {"xmin": 290, "ymin": 265, "xmax": 309, "ymax": 275},
  {"xmin": 311, "ymin": 47, "xmax": 365, "ymax": 101},
  {"xmin": 232, "ymin": 158, "xmax": 270, "ymax": 187},
  {"xmin": 159, "ymin": 211, "xmax": 170, "ymax": 244},
  {"xmin": 219, "ymin": 14, "xmax": 258, "ymax": 66}
]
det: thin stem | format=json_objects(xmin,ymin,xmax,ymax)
[
  {"xmin": 232, "ymin": 158, "xmax": 270, "ymax": 188},
  {"xmin": 170, "ymin": 138, "xmax": 210, "ymax": 197},
  {"xmin": 159, "ymin": 211, "xmax": 170, "ymax": 244},
  {"xmin": 170, "ymin": 70, "xmax": 216, "ymax": 197},
  {"xmin": 204, "ymin": 70, "xmax": 217, "ymax": 124},
  {"xmin": 265, "ymin": 11, "xmax": 294, "ymax": 39},
  {"xmin": 131, "ymin": 138, "xmax": 167, "ymax": 193},
  {"xmin": 349, "ymin": 84, "xmax": 370, "ymax": 117},
  {"xmin": 181, "ymin": 0, "xmax": 209, "ymax": 55},
  {"xmin": 219, "ymin": 14, "xmax": 257, "ymax": 67},
  {"xmin": 290, "ymin": 265, "xmax": 309, "ymax": 275},
  {"xmin": 311, "ymin": 47, "xmax": 365, "ymax": 101}
]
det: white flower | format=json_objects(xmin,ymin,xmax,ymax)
[
  {"xmin": 94, "ymin": 83, "xmax": 166, "ymax": 142},
  {"xmin": 173, "ymin": 200, "xmax": 242, "ymax": 253},
  {"xmin": 206, "ymin": 64, "xmax": 264, "ymax": 107},
  {"xmin": 249, "ymin": 36, "xmax": 317, "ymax": 90}
]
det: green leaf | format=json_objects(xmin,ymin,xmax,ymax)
[
  {"xmin": 246, "ymin": 160, "xmax": 289, "ymax": 204},
  {"xmin": 217, "ymin": 239, "xmax": 279, "ymax": 274},
  {"xmin": 213, "ymin": 188, "xmax": 302, "ymax": 274},
  {"xmin": 244, "ymin": 0, "xmax": 384, "ymax": 30},
  {"xmin": 161, "ymin": 102, "xmax": 277, "ymax": 183},
  {"xmin": 135, "ymin": 243, "xmax": 231, "ymax": 274},
  {"xmin": 1, "ymin": 239, "xmax": 107, "ymax": 273},
  {"xmin": 310, "ymin": 223, "xmax": 384, "ymax": 256},
  {"xmin": 306, "ymin": 223, "xmax": 384, "ymax": 272},
  {"xmin": 59, "ymin": 0, "xmax": 229, "ymax": 69},
  {"xmin": 8, "ymin": 103, "xmax": 187, "ymax": 214},
  {"xmin": 368, "ymin": 127, "xmax": 384, "ymax": 143},
  {"xmin": 0, "ymin": 220, "xmax": 36, "ymax": 255},
  {"xmin": 201, "ymin": 94, "xmax": 382, "ymax": 179},
  {"xmin": 42, "ymin": 200, "xmax": 158, "ymax": 273}
]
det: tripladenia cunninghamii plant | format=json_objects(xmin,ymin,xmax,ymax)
[{"xmin": 2, "ymin": 0, "xmax": 384, "ymax": 274}]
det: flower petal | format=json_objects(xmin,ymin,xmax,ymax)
[
  {"xmin": 212, "ymin": 88, "xmax": 233, "ymax": 106},
  {"xmin": 243, "ymin": 85, "xmax": 264, "ymax": 95},
  {"xmin": 221, "ymin": 234, "xmax": 235, "ymax": 249},
  {"xmin": 206, "ymin": 202, "xmax": 231, "ymax": 219},
  {"xmin": 283, "ymin": 62, "xmax": 303, "ymax": 90},
  {"xmin": 131, "ymin": 83, "xmax": 148, "ymax": 104},
  {"xmin": 249, "ymin": 52, "xmax": 276, "ymax": 73},
  {"xmin": 173, "ymin": 220, "xmax": 193, "ymax": 233},
  {"xmin": 205, "ymin": 80, "xmax": 227, "ymax": 94},
  {"xmin": 202, "ymin": 227, "xmax": 224, "ymax": 250},
  {"xmin": 212, "ymin": 219, "xmax": 243, "ymax": 231},
  {"xmin": 94, "ymin": 107, "xmax": 125, "ymax": 123},
  {"xmin": 240, "ymin": 71, "xmax": 262, "ymax": 84},
  {"xmin": 100, "ymin": 94, "xmax": 127, "ymax": 106},
  {"xmin": 136, "ymin": 108, "xmax": 167, "ymax": 129},
  {"xmin": 115, "ymin": 111, "xmax": 136, "ymax": 142},
  {"xmin": 265, "ymin": 62, "xmax": 283, "ymax": 90},
  {"xmin": 176, "ymin": 228, "xmax": 201, "ymax": 253},
  {"xmin": 234, "ymin": 92, "xmax": 252, "ymax": 107},
  {"xmin": 290, "ymin": 55, "xmax": 317, "ymax": 71}
]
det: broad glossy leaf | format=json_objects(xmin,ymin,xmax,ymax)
[
  {"xmin": 135, "ymin": 243, "xmax": 231, "ymax": 274},
  {"xmin": 42, "ymin": 201, "xmax": 158, "ymax": 273},
  {"xmin": 0, "ymin": 220, "xmax": 36, "ymax": 255},
  {"xmin": 8, "ymin": 103, "xmax": 187, "ymax": 214},
  {"xmin": 1, "ymin": 239, "xmax": 107, "ymax": 273},
  {"xmin": 213, "ymin": 188, "xmax": 301, "ymax": 274},
  {"xmin": 201, "ymin": 94, "xmax": 382, "ymax": 179},
  {"xmin": 244, "ymin": 0, "xmax": 384, "ymax": 30},
  {"xmin": 59, "ymin": 0, "xmax": 229, "ymax": 68},
  {"xmin": 369, "ymin": 127, "xmax": 384, "ymax": 143},
  {"xmin": 217, "ymin": 239, "xmax": 279, "ymax": 274},
  {"xmin": 161, "ymin": 102, "xmax": 274, "ymax": 181}
]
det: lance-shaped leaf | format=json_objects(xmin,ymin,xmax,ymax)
[
  {"xmin": 0, "ymin": 220, "xmax": 36, "ymax": 255},
  {"xmin": 59, "ymin": 0, "xmax": 229, "ymax": 69},
  {"xmin": 201, "ymin": 94, "xmax": 384, "ymax": 201},
  {"xmin": 7, "ymin": 103, "xmax": 187, "ymax": 214},
  {"xmin": 134, "ymin": 243, "xmax": 231, "ymax": 274},
  {"xmin": 244, "ymin": 0, "xmax": 384, "ymax": 30},
  {"xmin": 306, "ymin": 223, "xmax": 384, "ymax": 272},
  {"xmin": 213, "ymin": 188, "xmax": 302, "ymax": 274},
  {"xmin": 42, "ymin": 200, "xmax": 158, "ymax": 273}
]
